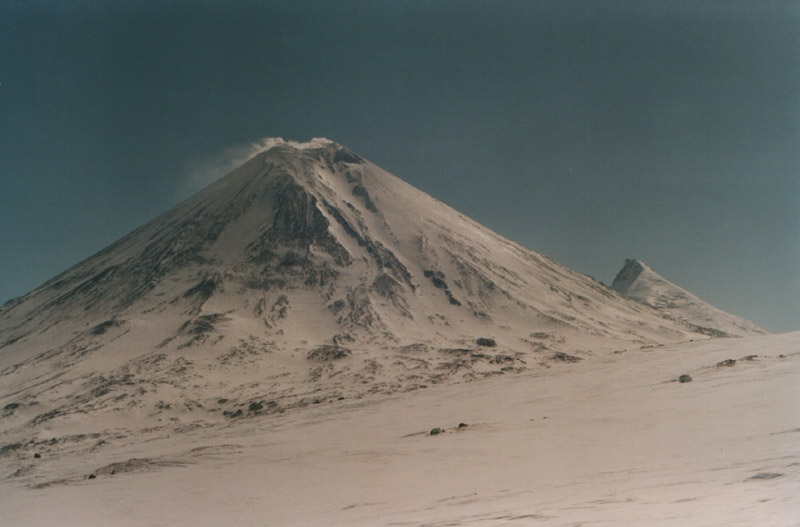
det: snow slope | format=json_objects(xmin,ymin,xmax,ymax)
[
  {"xmin": 1, "ymin": 332, "xmax": 797, "ymax": 526},
  {"xmin": 611, "ymin": 258, "xmax": 768, "ymax": 337}
]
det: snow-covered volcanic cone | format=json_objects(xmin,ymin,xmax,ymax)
[
  {"xmin": 3, "ymin": 139, "xmax": 792, "ymax": 526},
  {"xmin": 0, "ymin": 139, "xmax": 711, "ymax": 430}
]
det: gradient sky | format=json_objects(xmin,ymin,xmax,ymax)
[{"xmin": 1, "ymin": 1, "xmax": 798, "ymax": 332}]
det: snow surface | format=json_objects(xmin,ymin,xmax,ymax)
[{"xmin": 1, "ymin": 332, "xmax": 797, "ymax": 526}]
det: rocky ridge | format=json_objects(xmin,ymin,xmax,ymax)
[{"xmin": 611, "ymin": 258, "xmax": 767, "ymax": 337}]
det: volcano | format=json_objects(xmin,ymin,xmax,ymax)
[
  {"xmin": 0, "ymin": 138, "xmax": 794, "ymax": 526},
  {"xmin": 1, "ymin": 136, "xmax": 719, "ymax": 441},
  {"xmin": 0, "ymin": 139, "xmax": 745, "ymax": 425}
]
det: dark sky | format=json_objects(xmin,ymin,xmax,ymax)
[{"xmin": 1, "ymin": 1, "xmax": 798, "ymax": 332}]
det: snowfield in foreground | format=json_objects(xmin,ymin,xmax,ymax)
[{"xmin": 2, "ymin": 331, "xmax": 797, "ymax": 526}]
